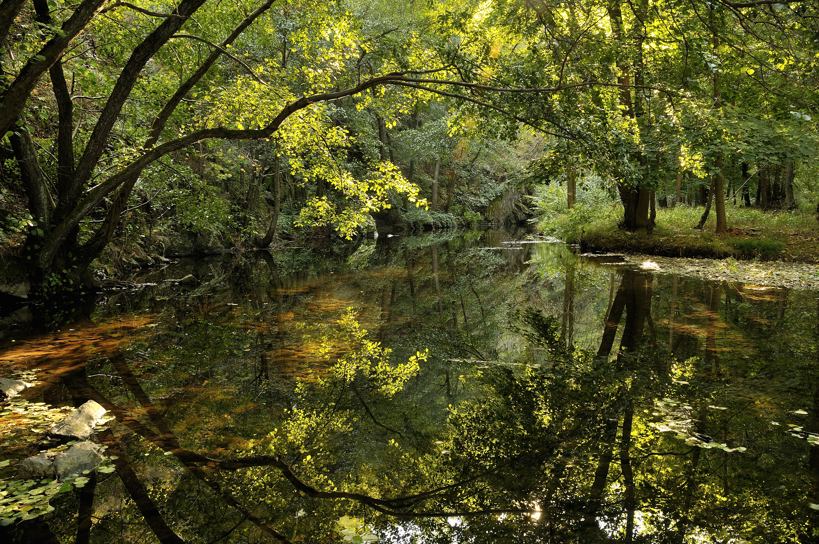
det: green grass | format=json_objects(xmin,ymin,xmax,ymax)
[{"xmin": 567, "ymin": 205, "xmax": 818, "ymax": 262}]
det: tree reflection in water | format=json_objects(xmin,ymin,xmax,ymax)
[{"xmin": 1, "ymin": 233, "xmax": 817, "ymax": 543}]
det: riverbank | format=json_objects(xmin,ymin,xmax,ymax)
[{"xmin": 574, "ymin": 206, "xmax": 819, "ymax": 264}]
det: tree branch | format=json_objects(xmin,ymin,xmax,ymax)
[
  {"xmin": 150, "ymin": 0, "xmax": 276, "ymax": 146},
  {"xmin": 10, "ymin": 126, "xmax": 52, "ymax": 224},
  {"xmin": 70, "ymin": 0, "xmax": 208, "ymax": 211},
  {"xmin": 0, "ymin": 0, "xmax": 26, "ymax": 47},
  {"xmin": 41, "ymin": 71, "xmax": 421, "ymax": 268},
  {"xmin": 33, "ymin": 0, "xmax": 76, "ymax": 198},
  {"xmin": 80, "ymin": 0, "xmax": 277, "ymax": 261},
  {"xmin": 0, "ymin": 0, "xmax": 105, "ymax": 138},
  {"xmin": 723, "ymin": 0, "xmax": 803, "ymax": 7},
  {"xmin": 48, "ymin": 67, "xmax": 664, "ymax": 268},
  {"xmin": 169, "ymin": 33, "xmax": 266, "ymax": 85},
  {"xmin": 104, "ymin": 1, "xmax": 186, "ymax": 18},
  {"xmin": 391, "ymin": 80, "xmax": 575, "ymax": 140},
  {"xmin": 212, "ymin": 454, "xmax": 525, "ymax": 518}
]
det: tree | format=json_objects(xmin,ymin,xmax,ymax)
[
  {"xmin": 2, "ymin": 0, "xmax": 818, "ymax": 300},
  {"xmin": 0, "ymin": 0, "xmax": 429, "ymax": 298}
]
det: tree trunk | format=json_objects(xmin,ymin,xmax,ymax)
[
  {"xmin": 784, "ymin": 160, "xmax": 796, "ymax": 209},
  {"xmin": 0, "ymin": 0, "xmax": 106, "ymax": 137},
  {"xmin": 619, "ymin": 185, "xmax": 651, "ymax": 230},
  {"xmin": 567, "ymin": 163, "xmax": 577, "ymax": 209},
  {"xmin": 256, "ymin": 159, "xmax": 282, "ymax": 248},
  {"xmin": 714, "ymin": 163, "xmax": 727, "ymax": 234},
  {"xmin": 757, "ymin": 162, "xmax": 793, "ymax": 210},
  {"xmin": 609, "ymin": 0, "xmax": 653, "ymax": 231},
  {"xmin": 674, "ymin": 170, "xmax": 683, "ymax": 207},
  {"xmin": 567, "ymin": 168, "xmax": 576, "ymax": 209},
  {"xmin": 709, "ymin": 5, "xmax": 727, "ymax": 234},
  {"xmin": 561, "ymin": 262, "xmax": 575, "ymax": 347},
  {"xmin": 432, "ymin": 158, "xmax": 440, "ymax": 210},
  {"xmin": 757, "ymin": 165, "xmax": 768, "ymax": 208},
  {"xmin": 375, "ymin": 113, "xmax": 394, "ymax": 162},
  {"xmin": 620, "ymin": 400, "xmax": 636, "ymax": 544},
  {"xmin": 696, "ymin": 177, "xmax": 715, "ymax": 230},
  {"xmin": 741, "ymin": 163, "xmax": 752, "ymax": 207}
]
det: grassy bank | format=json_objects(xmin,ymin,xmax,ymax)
[{"xmin": 547, "ymin": 205, "xmax": 819, "ymax": 263}]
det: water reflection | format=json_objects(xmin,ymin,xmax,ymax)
[{"xmin": 0, "ymin": 232, "xmax": 817, "ymax": 543}]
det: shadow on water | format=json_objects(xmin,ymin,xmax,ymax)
[{"xmin": 1, "ymin": 230, "xmax": 818, "ymax": 543}]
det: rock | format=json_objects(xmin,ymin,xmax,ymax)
[
  {"xmin": 49, "ymin": 400, "xmax": 107, "ymax": 439},
  {"xmin": 17, "ymin": 442, "xmax": 105, "ymax": 480},
  {"xmin": 0, "ymin": 378, "xmax": 30, "ymax": 401},
  {"xmin": 18, "ymin": 453, "xmax": 55, "ymax": 479},
  {"xmin": 0, "ymin": 281, "xmax": 29, "ymax": 300},
  {"xmin": 54, "ymin": 441, "xmax": 104, "ymax": 478}
]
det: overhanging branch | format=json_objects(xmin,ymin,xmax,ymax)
[{"xmin": 46, "ymin": 68, "xmax": 672, "ymax": 268}]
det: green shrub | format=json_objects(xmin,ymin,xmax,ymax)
[
  {"xmin": 532, "ymin": 175, "xmax": 619, "ymax": 242},
  {"xmin": 402, "ymin": 208, "xmax": 459, "ymax": 230},
  {"xmin": 730, "ymin": 237, "xmax": 785, "ymax": 258},
  {"xmin": 462, "ymin": 210, "xmax": 482, "ymax": 227}
]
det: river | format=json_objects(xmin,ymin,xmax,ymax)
[{"xmin": 1, "ymin": 230, "xmax": 818, "ymax": 543}]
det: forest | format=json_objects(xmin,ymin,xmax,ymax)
[
  {"xmin": 0, "ymin": 0, "xmax": 818, "ymax": 543},
  {"xmin": 0, "ymin": 0, "xmax": 817, "ymax": 298}
]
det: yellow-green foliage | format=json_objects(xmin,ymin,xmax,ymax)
[
  {"xmin": 295, "ymin": 162, "xmax": 427, "ymax": 239},
  {"xmin": 329, "ymin": 309, "xmax": 427, "ymax": 397},
  {"xmin": 266, "ymin": 309, "xmax": 427, "ymax": 456},
  {"xmin": 271, "ymin": 107, "xmax": 427, "ymax": 238}
]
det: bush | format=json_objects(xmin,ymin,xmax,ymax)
[
  {"xmin": 462, "ymin": 210, "xmax": 482, "ymax": 227},
  {"xmin": 402, "ymin": 208, "xmax": 459, "ymax": 230},
  {"xmin": 730, "ymin": 238, "xmax": 785, "ymax": 258},
  {"xmin": 532, "ymin": 173, "xmax": 619, "ymax": 242}
]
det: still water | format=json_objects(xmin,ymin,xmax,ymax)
[{"xmin": 1, "ymin": 231, "xmax": 818, "ymax": 543}]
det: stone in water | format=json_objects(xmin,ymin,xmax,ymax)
[
  {"xmin": 54, "ymin": 441, "xmax": 104, "ymax": 478},
  {"xmin": 49, "ymin": 400, "xmax": 107, "ymax": 439}
]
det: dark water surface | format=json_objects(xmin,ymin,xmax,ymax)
[{"xmin": 1, "ymin": 231, "xmax": 818, "ymax": 543}]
